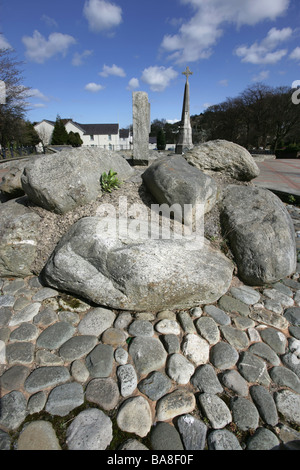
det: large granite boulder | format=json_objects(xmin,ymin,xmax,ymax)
[
  {"xmin": 184, "ymin": 140, "xmax": 260, "ymax": 181},
  {"xmin": 42, "ymin": 216, "xmax": 234, "ymax": 311},
  {"xmin": 0, "ymin": 159, "xmax": 28, "ymax": 199},
  {"xmin": 220, "ymin": 185, "xmax": 296, "ymax": 285},
  {"xmin": 142, "ymin": 155, "xmax": 218, "ymax": 225},
  {"xmin": 0, "ymin": 197, "xmax": 42, "ymax": 277},
  {"xmin": 21, "ymin": 148, "xmax": 135, "ymax": 214}
]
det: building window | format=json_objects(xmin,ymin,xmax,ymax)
[
  {"xmin": 108, "ymin": 135, "xmax": 112, "ymax": 141},
  {"xmin": 90, "ymin": 135, "xmax": 94, "ymax": 141}
]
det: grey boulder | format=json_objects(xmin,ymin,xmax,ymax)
[
  {"xmin": 0, "ymin": 159, "xmax": 28, "ymax": 199},
  {"xmin": 42, "ymin": 216, "xmax": 233, "ymax": 311},
  {"xmin": 21, "ymin": 147, "xmax": 135, "ymax": 214},
  {"xmin": 220, "ymin": 185, "xmax": 296, "ymax": 285},
  {"xmin": 184, "ymin": 139, "xmax": 260, "ymax": 181},
  {"xmin": 142, "ymin": 154, "xmax": 218, "ymax": 225},
  {"xmin": 0, "ymin": 197, "xmax": 41, "ymax": 277}
]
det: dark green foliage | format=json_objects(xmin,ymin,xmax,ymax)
[
  {"xmin": 67, "ymin": 131, "xmax": 83, "ymax": 147},
  {"xmin": 156, "ymin": 128, "xmax": 166, "ymax": 150},
  {"xmin": 51, "ymin": 115, "xmax": 69, "ymax": 145}
]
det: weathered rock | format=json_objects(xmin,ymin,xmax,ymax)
[
  {"xmin": 210, "ymin": 342, "xmax": 239, "ymax": 370},
  {"xmin": 45, "ymin": 383, "xmax": 84, "ymax": 416},
  {"xmin": 177, "ymin": 414, "xmax": 208, "ymax": 450},
  {"xmin": 230, "ymin": 397, "xmax": 259, "ymax": 431},
  {"xmin": 274, "ymin": 390, "xmax": 300, "ymax": 426},
  {"xmin": 167, "ymin": 353, "xmax": 195, "ymax": 384},
  {"xmin": 0, "ymin": 160, "xmax": 27, "ymax": 198},
  {"xmin": 184, "ymin": 140, "xmax": 260, "ymax": 181},
  {"xmin": 150, "ymin": 422, "xmax": 184, "ymax": 451},
  {"xmin": 156, "ymin": 389, "xmax": 196, "ymax": 421},
  {"xmin": 117, "ymin": 364, "xmax": 137, "ymax": 397},
  {"xmin": 237, "ymin": 352, "xmax": 271, "ymax": 386},
  {"xmin": 21, "ymin": 148, "xmax": 134, "ymax": 214},
  {"xmin": 142, "ymin": 154, "xmax": 218, "ymax": 224},
  {"xmin": 207, "ymin": 429, "xmax": 242, "ymax": 450},
  {"xmin": 220, "ymin": 186, "xmax": 296, "ymax": 285},
  {"xmin": 250, "ymin": 385, "xmax": 278, "ymax": 426},
  {"xmin": 198, "ymin": 393, "xmax": 231, "ymax": 429},
  {"xmin": 66, "ymin": 408, "xmax": 113, "ymax": 450},
  {"xmin": 24, "ymin": 366, "xmax": 70, "ymax": 393},
  {"xmin": 138, "ymin": 371, "xmax": 172, "ymax": 401},
  {"xmin": 85, "ymin": 378, "xmax": 120, "ymax": 410},
  {"xmin": 182, "ymin": 333, "xmax": 210, "ymax": 365},
  {"xmin": 17, "ymin": 421, "xmax": 61, "ymax": 450},
  {"xmin": 78, "ymin": 308, "xmax": 115, "ymax": 336},
  {"xmin": 116, "ymin": 396, "xmax": 152, "ymax": 437},
  {"xmin": 0, "ymin": 391, "xmax": 27, "ymax": 430},
  {"xmin": 0, "ymin": 197, "xmax": 41, "ymax": 277},
  {"xmin": 85, "ymin": 344, "xmax": 114, "ymax": 378},
  {"xmin": 191, "ymin": 364, "xmax": 223, "ymax": 394},
  {"xmin": 246, "ymin": 427, "xmax": 280, "ymax": 450},
  {"xmin": 129, "ymin": 336, "xmax": 167, "ymax": 376},
  {"xmin": 36, "ymin": 321, "xmax": 75, "ymax": 350},
  {"xmin": 42, "ymin": 217, "xmax": 234, "ymax": 311}
]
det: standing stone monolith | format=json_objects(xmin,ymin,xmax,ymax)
[
  {"xmin": 176, "ymin": 67, "xmax": 193, "ymax": 154},
  {"xmin": 132, "ymin": 91, "xmax": 150, "ymax": 165}
]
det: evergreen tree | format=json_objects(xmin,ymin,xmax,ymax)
[
  {"xmin": 67, "ymin": 131, "xmax": 83, "ymax": 147},
  {"xmin": 51, "ymin": 115, "xmax": 69, "ymax": 145},
  {"xmin": 157, "ymin": 128, "xmax": 166, "ymax": 150}
]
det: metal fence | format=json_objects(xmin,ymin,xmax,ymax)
[{"xmin": 0, "ymin": 146, "xmax": 36, "ymax": 160}]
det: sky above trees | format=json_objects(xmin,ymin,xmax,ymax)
[{"xmin": 1, "ymin": 0, "xmax": 300, "ymax": 128}]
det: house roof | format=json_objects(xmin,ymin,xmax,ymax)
[
  {"xmin": 36, "ymin": 120, "xmax": 119, "ymax": 136},
  {"xmin": 119, "ymin": 128, "xmax": 130, "ymax": 138}
]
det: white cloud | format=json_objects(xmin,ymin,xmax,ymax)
[
  {"xmin": 85, "ymin": 82, "xmax": 104, "ymax": 92},
  {"xmin": 22, "ymin": 30, "xmax": 76, "ymax": 63},
  {"xmin": 32, "ymin": 103, "xmax": 47, "ymax": 108},
  {"xmin": 83, "ymin": 0, "xmax": 122, "ymax": 33},
  {"xmin": 72, "ymin": 50, "xmax": 93, "ymax": 66},
  {"xmin": 290, "ymin": 47, "xmax": 300, "ymax": 61},
  {"xmin": 219, "ymin": 79, "xmax": 229, "ymax": 87},
  {"xmin": 127, "ymin": 78, "xmax": 140, "ymax": 90},
  {"xmin": 99, "ymin": 64, "xmax": 126, "ymax": 77},
  {"xmin": 161, "ymin": 0, "xmax": 290, "ymax": 63},
  {"xmin": 167, "ymin": 118, "xmax": 180, "ymax": 124},
  {"xmin": 141, "ymin": 66, "xmax": 178, "ymax": 92},
  {"xmin": 235, "ymin": 27, "xmax": 293, "ymax": 64},
  {"xmin": 41, "ymin": 15, "xmax": 58, "ymax": 29},
  {"xmin": 252, "ymin": 70, "xmax": 270, "ymax": 82},
  {"xmin": 30, "ymin": 89, "xmax": 50, "ymax": 101},
  {"xmin": 0, "ymin": 34, "xmax": 12, "ymax": 50}
]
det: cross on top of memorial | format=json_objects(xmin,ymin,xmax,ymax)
[{"xmin": 182, "ymin": 66, "xmax": 193, "ymax": 83}]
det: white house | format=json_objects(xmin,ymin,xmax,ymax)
[{"xmin": 34, "ymin": 119, "xmax": 132, "ymax": 150}]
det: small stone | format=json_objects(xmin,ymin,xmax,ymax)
[
  {"xmin": 17, "ymin": 421, "xmax": 61, "ymax": 450},
  {"xmin": 288, "ymin": 337, "xmax": 300, "ymax": 357},
  {"xmin": 9, "ymin": 302, "xmax": 41, "ymax": 326},
  {"xmin": 230, "ymin": 285, "xmax": 261, "ymax": 305},
  {"xmin": 167, "ymin": 353, "xmax": 195, "ymax": 384},
  {"xmin": 0, "ymin": 307, "xmax": 12, "ymax": 326},
  {"xmin": 238, "ymin": 352, "xmax": 271, "ymax": 386},
  {"xmin": 177, "ymin": 311, "xmax": 196, "ymax": 333},
  {"xmin": 249, "ymin": 342, "xmax": 281, "ymax": 366},
  {"xmin": 218, "ymin": 295, "xmax": 250, "ymax": 317},
  {"xmin": 269, "ymin": 366, "xmax": 300, "ymax": 393},
  {"xmin": 58, "ymin": 310, "xmax": 80, "ymax": 325},
  {"xmin": 6, "ymin": 342, "xmax": 34, "ymax": 365},
  {"xmin": 198, "ymin": 393, "xmax": 231, "ymax": 429},
  {"xmin": 195, "ymin": 317, "xmax": 220, "ymax": 344},
  {"xmin": 66, "ymin": 408, "xmax": 113, "ymax": 450},
  {"xmin": 264, "ymin": 299, "xmax": 283, "ymax": 314},
  {"xmin": 0, "ymin": 430, "xmax": 11, "ymax": 450},
  {"xmin": 3, "ymin": 279, "xmax": 26, "ymax": 295},
  {"xmin": 114, "ymin": 347, "xmax": 128, "ymax": 365},
  {"xmin": 246, "ymin": 427, "xmax": 280, "ymax": 450},
  {"xmin": 284, "ymin": 307, "xmax": 300, "ymax": 326},
  {"xmin": 59, "ymin": 335, "xmax": 98, "ymax": 362},
  {"xmin": 0, "ymin": 365, "xmax": 30, "ymax": 391},
  {"xmin": 263, "ymin": 288, "xmax": 294, "ymax": 308},
  {"xmin": 177, "ymin": 414, "xmax": 208, "ymax": 450},
  {"xmin": 151, "ymin": 422, "xmax": 184, "ymax": 451},
  {"xmin": 0, "ymin": 295, "xmax": 15, "ymax": 308},
  {"xmin": 281, "ymin": 352, "xmax": 300, "ymax": 378},
  {"xmin": 157, "ymin": 310, "xmax": 176, "ymax": 320},
  {"xmin": 77, "ymin": 307, "xmax": 115, "ymax": 336},
  {"xmin": 36, "ymin": 321, "xmax": 75, "ymax": 350},
  {"xmin": 0, "ymin": 391, "xmax": 27, "ymax": 430},
  {"xmin": 86, "ymin": 378, "xmax": 120, "ymax": 410},
  {"xmin": 233, "ymin": 316, "xmax": 255, "ymax": 330},
  {"xmin": 128, "ymin": 320, "xmax": 154, "ymax": 337},
  {"xmin": 118, "ymin": 439, "xmax": 149, "ymax": 450},
  {"xmin": 138, "ymin": 371, "xmax": 172, "ymax": 401},
  {"xmin": 207, "ymin": 429, "xmax": 242, "ymax": 450},
  {"xmin": 9, "ymin": 323, "xmax": 39, "ymax": 342},
  {"xmin": 155, "ymin": 319, "xmax": 181, "ymax": 335},
  {"xmin": 101, "ymin": 327, "xmax": 127, "ymax": 346},
  {"xmin": 36, "ymin": 350, "xmax": 64, "ymax": 366},
  {"xmin": 114, "ymin": 312, "xmax": 133, "ymax": 329},
  {"xmin": 289, "ymin": 325, "xmax": 300, "ymax": 340},
  {"xmin": 220, "ymin": 370, "xmax": 248, "ymax": 397},
  {"xmin": 71, "ymin": 360, "xmax": 90, "ymax": 382},
  {"xmin": 161, "ymin": 334, "xmax": 180, "ymax": 354},
  {"xmin": 129, "ymin": 337, "xmax": 167, "ymax": 376},
  {"xmin": 45, "ymin": 382, "xmax": 84, "ymax": 416},
  {"xmin": 33, "ymin": 307, "xmax": 57, "ymax": 327},
  {"xmin": 260, "ymin": 328, "xmax": 287, "ymax": 355},
  {"xmin": 136, "ymin": 312, "xmax": 155, "ymax": 321},
  {"xmin": 249, "ymin": 309, "xmax": 289, "ymax": 330},
  {"xmin": 204, "ymin": 305, "xmax": 230, "ymax": 325},
  {"xmin": 277, "ymin": 424, "xmax": 300, "ymax": 448},
  {"xmin": 27, "ymin": 391, "xmax": 47, "ymax": 414},
  {"xmin": 210, "ymin": 342, "xmax": 239, "ymax": 370},
  {"xmin": 85, "ymin": 344, "xmax": 114, "ymax": 378},
  {"xmin": 273, "ymin": 282, "xmax": 294, "ymax": 297},
  {"xmin": 156, "ymin": 389, "xmax": 196, "ymax": 421},
  {"xmin": 274, "ymin": 389, "xmax": 300, "ymax": 425},
  {"xmin": 248, "ymin": 327, "xmax": 261, "ymax": 343},
  {"xmin": 250, "ymin": 385, "xmax": 278, "ymax": 426},
  {"xmin": 182, "ymin": 333, "xmax": 210, "ymax": 365},
  {"xmin": 191, "ymin": 364, "xmax": 223, "ymax": 394},
  {"xmin": 190, "ymin": 307, "xmax": 203, "ymax": 318},
  {"xmin": 117, "ymin": 364, "xmax": 137, "ymax": 397},
  {"xmin": 220, "ymin": 325, "xmax": 249, "ymax": 349},
  {"xmin": 230, "ymin": 396, "xmax": 259, "ymax": 431},
  {"xmin": 25, "ymin": 366, "xmax": 70, "ymax": 393},
  {"xmin": 32, "ymin": 287, "xmax": 58, "ymax": 302},
  {"xmin": 117, "ymin": 396, "xmax": 152, "ymax": 437}
]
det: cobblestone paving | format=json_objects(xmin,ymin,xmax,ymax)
[{"xmin": 1, "ymin": 205, "xmax": 300, "ymax": 451}]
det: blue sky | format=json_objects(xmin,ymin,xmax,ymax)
[{"xmin": 1, "ymin": 0, "xmax": 300, "ymax": 128}]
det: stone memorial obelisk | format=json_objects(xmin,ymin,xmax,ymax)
[
  {"xmin": 132, "ymin": 91, "xmax": 151, "ymax": 165},
  {"xmin": 176, "ymin": 66, "xmax": 193, "ymax": 154}
]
